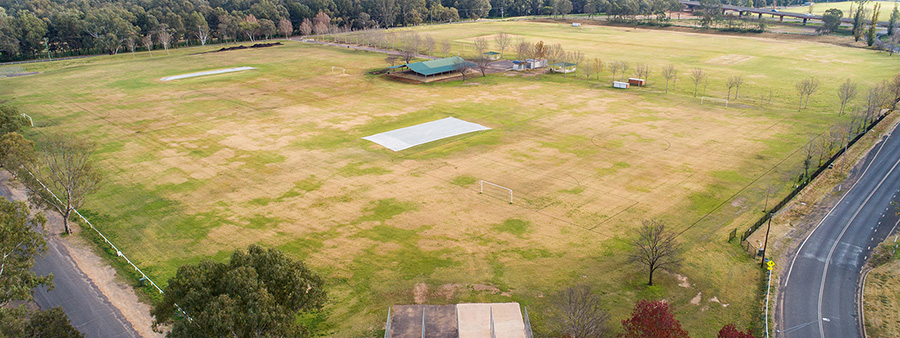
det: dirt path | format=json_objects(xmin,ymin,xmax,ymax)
[{"xmin": 0, "ymin": 171, "xmax": 163, "ymax": 338}]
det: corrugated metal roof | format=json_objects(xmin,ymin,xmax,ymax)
[
  {"xmin": 394, "ymin": 57, "xmax": 476, "ymax": 76},
  {"xmin": 551, "ymin": 62, "xmax": 577, "ymax": 67}
]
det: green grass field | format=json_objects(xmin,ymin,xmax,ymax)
[
  {"xmin": 784, "ymin": 0, "xmax": 898, "ymax": 15},
  {"xmin": 2, "ymin": 20, "xmax": 899, "ymax": 336}
]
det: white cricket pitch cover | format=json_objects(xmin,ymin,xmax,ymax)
[
  {"xmin": 363, "ymin": 117, "xmax": 491, "ymax": 151},
  {"xmin": 457, "ymin": 303, "xmax": 526, "ymax": 338},
  {"xmin": 161, "ymin": 67, "xmax": 256, "ymax": 81}
]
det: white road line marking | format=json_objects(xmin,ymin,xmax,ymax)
[
  {"xmin": 786, "ymin": 134, "xmax": 893, "ymax": 288},
  {"xmin": 818, "ymin": 153, "xmax": 900, "ymax": 338}
]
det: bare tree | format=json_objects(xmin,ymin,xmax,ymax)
[
  {"xmin": 126, "ymin": 36, "xmax": 136, "ymax": 58},
  {"xmin": 196, "ymin": 24, "xmax": 210, "ymax": 45},
  {"xmin": 566, "ymin": 50, "xmax": 584, "ymax": 79},
  {"xmin": 278, "ymin": 19, "xmax": 293, "ymax": 38},
  {"xmin": 157, "ymin": 29, "xmax": 172, "ymax": 55},
  {"xmin": 629, "ymin": 220, "xmax": 681, "ymax": 286},
  {"xmin": 423, "ymin": 35, "xmax": 436, "ymax": 56},
  {"xmin": 661, "ymin": 64, "xmax": 676, "ymax": 93},
  {"xmin": 299, "ymin": 19, "xmax": 313, "ymax": 36},
  {"xmin": 474, "ymin": 54, "xmax": 491, "ymax": 77},
  {"xmin": 727, "ymin": 75, "xmax": 744, "ymax": 99},
  {"xmin": 690, "ymin": 68, "xmax": 706, "ymax": 97},
  {"xmin": 385, "ymin": 55, "xmax": 400, "ymax": 66},
  {"xmin": 610, "ymin": 61, "xmax": 621, "ymax": 82},
  {"xmin": 473, "ymin": 37, "xmax": 489, "ymax": 55},
  {"xmin": 23, "ymin": 136, "xmax": 102, "ymax": 235},
  {"xmin": 837, "ymin": 79, "xmax": 858, "ymax": 116},
  {"xmin": 516, "ymin": 39, "xmax": 532, "ymax": 60},
  {"xmin": 592, "ymin": 58, "xmax": 604, "ymax": 81},
  {"xmin": 400, "ymin": 32, "xmax": 420, "ymax": 63},
  {"xmin": 453, "ymin": 56, "xmax": 473, "ymax": 82},
  {"xmin": 494, "ymin": 31, "xmax": 512, "ymax": 58},
  {"xmin": 634, "ymin": 63, "xmax": 650, "ymax": 83},
  {"xmin": 142, "ymin": 34, "xmax": 153, "ymax": 57},
  {"xmin": 581, "ymin": 60, "xmax": 596, "ymax": 81},
  {"xmin": 619, "ymin": 61, "xmax": 629, "ymax": 81},
  {"xmin": 440, "ymin": 40, "xmax": 451, "ymax": 55},
  {"xmin": 551, "ymin": 285, "xmax": 611, "ymax": 338},
  {"xmin": 796, "ymin": 77, "xmax": 820, "ymax": 111}
]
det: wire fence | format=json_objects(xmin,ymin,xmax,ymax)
[{"xmin": 23, "ymin": 169, "xmax": 193, "ymax": 321}]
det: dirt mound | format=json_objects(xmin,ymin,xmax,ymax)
[{"xmin": 215, "ymin": 42, "xmax": 283, "ymax": 53}]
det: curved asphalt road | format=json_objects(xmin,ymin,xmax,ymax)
[
  {"xmin": 780, "ymin": 128, "xmax": 900, "ymax": 338},
  {"xmin": 0, "ymin": 179, "xmax": 141, "ymax": 338}
]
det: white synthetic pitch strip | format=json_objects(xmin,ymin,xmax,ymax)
[
  {"xmin": 362, "ymin": 117, "xmax": 491, "ymax": 151},
  {"xmin": 161, "ymin": 67, "xmax": 256, "ymax": 81}
]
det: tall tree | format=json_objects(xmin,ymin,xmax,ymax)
[
  {"xmin": 0, "ymin": 105, "xmax": 25, "ymax": 136},
  {"xmin": 837, "ymin": 79, "xmax": 858, "ymax": 116},
  {"xmin": 819, "ymin": 8, "xmax": 843, "ymax": 34},
  {"xmin": 634, "ymin": 63, "xmax": 650, "ymax": 83},
  {"xmin": 278, "ymin": 18, "xmax": 293, "ymax": 38},
  {"xmin": 795, "ymin": 77, "xmax": 820, "ymax": 111},
  {"xmin": 550, "ymin": 285, "xmax": 611, "ymax": 338},
  {"xmin": 141, "ymin": 33, "xmax": 153, "ymax": 57},
  {"xmin": 157, "ymin": 29, "xmax": 172, "ymax": 54},
  {"xmin": 662, "ymin": 64, "xmax": 676, "ymax": 93},
  {"xmin": 22, "ymin": 136, "xmax": 102, "ymax": 235},
  {"xmin": 629, "ymin": 220, "xmax": 681, "ymax": 286},
  {"xmin": 13, "ymin": 11, "xmax": 48, "ymax": 57},
  {"xmin": 494, "ymin": 31, "xmax": 511, "ymax": 58},
  {"xmin": 690, "ymin": 68, "xmax": 706, "ymax": 97},
  {"xmin": 852, "ymin": 0, "xmax": 868, "ymax": 42},
  {"xmin": 621, "ymin": 300, "xmax": 689, "ymax": 338},
  {"xmin": 889, "ymin": 5, "xmax": 899, "ymax": 36},
  {"xmin": 151, "ymin": 245, "xmax": 326, "ymax": 337},
  {"xmin": 0, "ymin": 199, "xmax": 50, "ymax": 305},
  {"xmin": 866, "ymin": 3, "xmax": 882, "ymax": 47}
]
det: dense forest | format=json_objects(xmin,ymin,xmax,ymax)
[{"xmin": 0, "ymin": 0, "xmax": 847, "ymax": 61}]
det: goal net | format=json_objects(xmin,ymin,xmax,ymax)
[{"xmin": 700, "ymin": 96, "xmax": 728, "ymax": 108}]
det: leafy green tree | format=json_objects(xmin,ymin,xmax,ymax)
[
  {"xmin": 0, "ymin": 132, "xmax": 34, "ymax": 172},
  {"xmin": 852, "ymin": 0, "xmax": 868, "ymax": 42},
  {"xmin": 0, "ymin": 8, "xmax": 19, "ymax": 57},
  {"xmin": 151, "ymin": 244, "xmax": 326, "ymax": 338},
  {"xmin": 1, "ymin": 306, "xmax": 84, "ymax": 338},
  {"xmin": 866, "ymin": 3, "xmax": 881, "ymax": 47},
  {"xmin": 0, "ymin": 199, "xmax": 50, "ymax": 305},
  {"xmin": 13, "ymin": 11, "xmax": 47, "ymax": 57},
  {"xmin": 889, "ymin": 5, "xmax": 899, "ymax": 36},
  {"xmin": 0, "ymin": 105, "xmax": 25, "ymax": 136},
  {"xmin": 22, "ymin": 135, "xmax": 103, "ymax": 235},
  {"xmin": 819, "ymin": 8, "xmax": 843, "ymax": 34},
  {"xmin": 83, "ymin": 6, "xmax": 137, "ymax": 54}
]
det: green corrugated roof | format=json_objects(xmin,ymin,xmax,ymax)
[
  {"xmin": 483, "ymin": 51, "xmax": 501, "ymax": 55},
  {"xmin": 551, "ymin": 62, "xmax": 577, "ymax": 67},
  {"xmin": 394, "ymin": 57, "xmax": 476, "ymax": 76}
]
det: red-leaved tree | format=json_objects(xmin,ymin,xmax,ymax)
[
  {"xmin": 717, "ymin": 323, "xmax": 755, "ymax": 338},
  {"xmin": 620, "ymin": 300, "xmax": 689, "ymax": 338}
]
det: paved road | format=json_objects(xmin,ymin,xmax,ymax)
[
  {"xmin": 780, "ymin": 128, "xmax": 900, "ymax": 338},
  {"xmin": 0, "ymin": 181, "xmax": 141, "ymax": 338}
]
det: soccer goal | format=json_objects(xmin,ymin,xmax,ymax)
[
  {"xmin": 480, "ymin": 180, "xmax": 513, "ymax": 204},
  {"xmin": 331, "ymin": 66, "xmax": 346, "ymax": 75},
  {"xmin": 700, "ymin": 96, "xmax": 728, "ymax": 108},
  {"xmin": 21, "ymin": 113, "xmax": 33, "ymax": 126}
]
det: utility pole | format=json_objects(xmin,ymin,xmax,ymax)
[{"xmin": 761, "ymin": 212, "xmax": 773, "ymax": 268}]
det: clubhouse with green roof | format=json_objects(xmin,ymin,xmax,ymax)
[{"xmin": 386, "ymin": 56, "xmax": 476, "ymax": 83}]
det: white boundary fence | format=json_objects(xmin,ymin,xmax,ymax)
[
  {"xmin": 25, "ymin": 170, "xmax": 192, "ymax": 320},
  {"xmin": 479, "ymin": 180, "xmax": 513, "ymax": 204},
  {"xmin": 700, "ymin": 96, "xmax": 728, "ymax": 108}
]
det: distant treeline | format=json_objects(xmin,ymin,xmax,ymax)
[{"xmin": 0, "ymin": 0, "xmax": 823, "ymax": 61}]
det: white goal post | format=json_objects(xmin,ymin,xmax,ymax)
[
  {"xmin": 700, "ymin": 96, "xmax": 728, "ymax": 108},
  {"xmin": 480, "ymin": 180, "xmax": 513, "ymax": 204},
  {"xmin": 331, "ymin": 66, "xmax": 346, "ymax": 75}
]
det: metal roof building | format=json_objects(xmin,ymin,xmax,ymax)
[{"xmin": 388, "ymin": 57, "xmax": 476, "ymax": 78}]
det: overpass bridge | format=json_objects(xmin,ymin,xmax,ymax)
[{"xmin": 680, "ymin": 0, "xmax": 889, "ymax": 27}]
